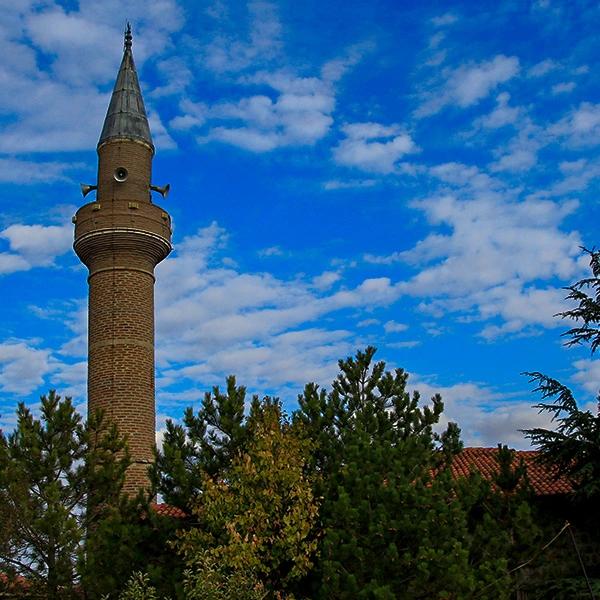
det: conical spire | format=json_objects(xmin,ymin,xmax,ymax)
[{"xmin": 98, "ymin": 23, "xmax": 154, "ymax": 152}]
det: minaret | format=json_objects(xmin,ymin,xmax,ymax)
[{"xmin": 73, "ymin": 25, "xmax": 172, "ymax": 493}]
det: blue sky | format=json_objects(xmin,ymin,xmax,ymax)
[{"xmin": 1, "ymin": 0, "xmax": 599, "ymax": 448}]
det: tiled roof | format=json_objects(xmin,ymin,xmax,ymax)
[
  {"xmin": 150, "ymin": 502, "xmax": 188, "ymax": 518},
  {"xmin": 453, "ymin": 447, "xmax": 572, "ymax": 496},
  {"xmin": 0, "ymin": 573, "xmax": 29, "ymax": 589}
]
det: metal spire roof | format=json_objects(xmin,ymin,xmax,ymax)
[{"xmin": 98, "ymin": 23, "xmax": 154, "ymax": 152}]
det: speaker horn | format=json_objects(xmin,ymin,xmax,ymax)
[
  {"xmin": 114, "ymin": 167, "xmax": 128, "ymax": 182},
  {"xmin": 150, "ymin": 183, "xmax": 170, "ymax": 199},
  {"xmin": 80, "ymin": 183, "xmax": 97, "ymax": 197}
]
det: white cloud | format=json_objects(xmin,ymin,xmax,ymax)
[
  {"xmin": 147, "ymin": 224, "xmax": 400, "ymax": 394},
  {"xmin": 364, "ymin": 251, "xmax": 403, "ymax": 265},
  {"xmin": 0, "ymin": 158, "xmax": 76, "ymax": 184},
  {"xmin": 401, "ymin": 192, "xmax": 580, "ymax": 294},
  {"xmin": 258, "ymin": 245, "xmax": 284, "ymax": 257},
  {"xmin": 312, "ymin": 271, "xmax": 341, "ymax": 290},
  {"xmin": 151, "ymin": 56, "xmax": 193, "ymax": 98},
  {"xmin": 148, "ymin": 111, "xmax": 177, "ymax": 150},
  {"xmin": 388, "ymin": 340, "xmax": 420, "ymax": 349},
  {"xmin": 50, "ymin": 360, "xmax": 87, "ymax": 400},
  {"xmin": 490, "ymin": 117, "xmax": 545, "ymax": 172},
  {"xmin": 366, "ymin": 164, "xmax": 583, "ymax": 338},
  {"xmin": 169, "ymin": 99, "xmax": 208, "ymax": 131},
  {"xmin": 572, "ymin": 358, "xmax": 600, "ymax": 396},
  {"xmin": 357, "ymin": 318, "xmax": 379, "ymax": 327},
  {"xmin": 0, "ymin": 1, "xmax": 182, "ymax": 154},
  {"xmin": 384, "ymin": 320, "xmax": 408, "ymax": 333},
  {"xmin": 192, "ymin": 70, "xmax": 339, "ymax": 151},
  {"xmin": 551, "ymin": 81, "xmax": 576, "ymax": 95},
  {"xmin": 202, "ymin": 0, "xmax": 283, "ymax": 73},
  {"xmin": 431, "ymin": 13, "xmax": 458, "ymax": 27},
  {"xmin": 0, "ymin": 340, "xmax": 55, "ymax": 395},
  {"xmin": 165, "ymin": 328, "xmax": 354, "ymax": 391},
  {"xmin": 475, "ymin": 92, "xmax": 521, "ymax": 129},
  {"xmin": 527, "ymin": 59, "xmax": 559, "ymax": 77},
  {"xmin": 417, "ymin": 55, "xmax": 519, "ymax": 117},
  {"xmin": 532, "ymin": 157, "xmax": 600, "ymax": 198},
  {"xmin": 0, "ymin": 223, "xmax": 72, "ymax": 275},
  {"xmin": 409, "ymin": 376, "xmax": 554, "ymax": 448},
  {"xmin": 171, "ymin": 16, "xmax": 370, "ymax": 152},
  {"xmin": 332, "ymin": 122, "xmax": 418, "ymax": 173},
  {"xmin": 551, "ymin": 102, "xmax": 600, "ymax": 147}
]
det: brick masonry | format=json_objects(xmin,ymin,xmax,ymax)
[{"xmin": 74, "ymin": 139, "xmax": 171, "ymax": 493}]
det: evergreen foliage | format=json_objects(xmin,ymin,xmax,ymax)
[
  {"xmin": 80, "ymin": 493, "xmax": 185, "ymax": 600},
  {"xmin": 151, "ymin": 376, "xmax": 249, "ymax": 511},
  {"xmin": 522, "ymin": 373, "xmax": 600, "ymax": 500},
  {"xmin": 0, "ymin": 391, "xmax": 129, "ymax": 600},
  {"xmin": 558, "ymin": 247, "xmax": 600, "ymax": 353},
  {"xmin": 295, "ymin": 347, "xmax": 535, "ymax": 598},
  {"xmin": 522, "ymin": 248, "xmax": 600, "ymax": 501}
]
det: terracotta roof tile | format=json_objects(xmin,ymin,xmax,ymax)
[
  {"xmin": 453, "ymin": 447, "xmax": 572, "ymax": 496},
  {"xmin": 150, "ymin": 502, "xmax": 187, "ymax": 519}
]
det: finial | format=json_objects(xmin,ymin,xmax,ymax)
[{"xmin": 124, "ymin": 22, "xmax": 132, "ymax": 50}]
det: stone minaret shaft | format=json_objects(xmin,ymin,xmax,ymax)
[{"xmin": 73, "ymin": 26, "xmax": 172, "ymax": 492}]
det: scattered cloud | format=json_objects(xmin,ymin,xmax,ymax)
[
  {"xmin": 203, "ymin": 77, "xmax": 336, "ymax": 151},
  {"xmin": 312, "ymin": 271, "xmax": 342, "ymax": 290},
  {"xmin": 388, "ymin": 340, "xmax": 420, "ymax": 349},
  {"xmin": 0, "ymin": 340, "xmax": 55, "ymax": 395},
  {"xmin": 384, "ymin": 320, "xmax": 408, "ymax": 333},
  {"xmin": 332, "ymin": 122, "xmax": 418, "ymax": 173},
  {"xmin": 171, "ymin": 12, "xmax": 370, "ymax": 152},
  {"xmin": 0, "ymin": 223, "xmax": 72, "ymax": 275},
  {"xmin": 323, "ymin": 178, "xmax": 377, "ymax": 190},
  {"xmin": 527, "ymin": 59, "xmax": 559, "ymax": 77},
  {"xmin": 490, "ymin": 117, "xmax": 545, "ymax": 172},
  {"xmin": 201, "ymin": 0, "xmax": 283, "ymax": 73},
  {"xmin": 416, "ymin": 55, "xmax": 520, "ymax": 117},
  {"xmin": 258, "ymin": 245, "xmax": 285, "ymax": 257},
  {"xmin": 474, "ymin": 92, "xmax": 521, "ymax": 129},
  {"xmin": 551, "ymin": 102, "xmax": 600, "ymax": 147},
  {"xmin": 148, "ymin": 224, "xmax": 400, "ymax": 392},
  {"xmin": 431, "ymin": 13, "xmax": 458, "ymax": 28},
  {"xmin": 551, "ymin": 81, "xmax": 576, "ymax": 95},
  {"xmin": 0, "ymin": 1, "xmax": 183, "ymax": 155},
  {"xmin": 365, "ymin": 163, "xmax": 583, "ymax": 338},
  {"xmin": 571, "ymin": 358, "xmax": 600, "ymax": 396},
  {"xmin": 410, "ymin": 376, "xmax": 553, "ymax": 448},
  {"xmin": 0, "ymin": 158, "xmax": 76, "ymax": 184}
]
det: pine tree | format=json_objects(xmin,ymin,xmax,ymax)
[
  {"xmin": 295, "ymin": 347, "xmax": 495, "ymax": 599},
  {"xmin": 0, "ymin": 391, "xmax": 129, "ymax": 599},
  {"xmin": 151, "ymin": 375, "xmax": 249, "ymax": 510}
]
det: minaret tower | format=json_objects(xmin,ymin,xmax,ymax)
[{"xmin": 73, "ymin": 25, "xmax": 172, "ymax": 492}]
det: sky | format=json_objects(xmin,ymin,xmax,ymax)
[{"xmin": 0, "ymin": 0, "xmax": 599, "ymax": 448}]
